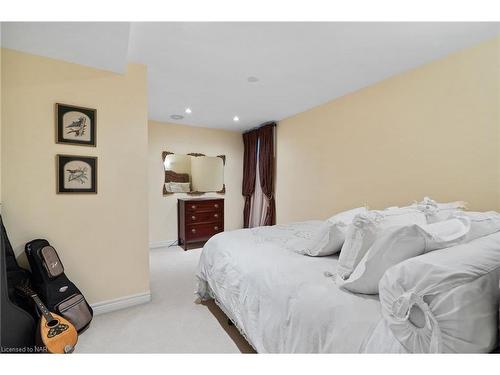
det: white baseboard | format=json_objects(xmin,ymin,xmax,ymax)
[
  {"xmin": 149, "ymin": 239, "xmax": 177, "ymax": 249},
  {"xmin": 91, "ymin": 291, "xmax": 151, "ymax": 316}
]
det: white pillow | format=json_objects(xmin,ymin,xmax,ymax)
[
  {"xmin": 293, "ymin": 207, "xmax": 368, "ymax": 256},
  {"xmin": 338, "ymin": 218, "xmax": 471, "ymax": 294},
  {"xmin": 327, "ymin": 207, "xmax": 367, "ymax": 225},
  {"xmin": 409, "ymin": 196, "xmax": 467, "ymax": 223},
  {"xmin": 423, "ymin": 217, "xmax": 472, "ymax": 251},
  {"xmin": 378, "ymin": 231, "xmax": 500, "ymax": 353},
  {"xmin": 452, "ymin": 211, "xmax": 500, "ymax": 241},
  {"xmin": 337, "ymin": 208, "xmax": 426, "ymax": 279},
  {"xmin": 287, "ymin": 221, "xmax": 343, "ymax": 256}
]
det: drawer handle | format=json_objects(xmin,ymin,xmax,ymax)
[
  {"xmin": 214, "ymin": 204, "xmax": 219, "ymax": 208},
  {"xmin": 214, "ymin": 226, "xmax": 219, "ymax": 231},
  {"xmin": 191, "ymin": 228, "xmax": 196, "ymax": 233},
  {"xmin": 191, "ymin": 215, "xmax": 196, "ymax": 220},
  {"xmin": 191, "ymin": 205, "xmax": 197, "ymax": 209},
  {"xmin": 214, "ymin": 213, "xmax": 218, "ymax": 218}
]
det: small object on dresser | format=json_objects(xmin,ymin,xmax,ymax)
[{"xmin": 177, "ymin": 198, "xmax": 224, "ymax": 250}]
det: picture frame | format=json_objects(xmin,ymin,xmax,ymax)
[
  {"xmin": 56, "ymin": 103, "xmax": 96, "ymax": 147},
  {"xmin": 57, "ymin": 155, "xmax": 98, "ymax": 194}
]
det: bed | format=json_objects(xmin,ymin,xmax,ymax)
[
  {"xmin": 196, "ymin": 221, "xmax": 406, "ymax": 353},
  {"xmin": 196, "ymin": 217, "xmax": 500, "ymax": 353}
]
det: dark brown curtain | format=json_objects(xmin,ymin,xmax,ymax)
[
  {"xmin": 258, "ymin": 123, "xmax": 276, "ymax": 226},
  {"xmin": 242, "ymin": 130, "xmax": 258, "ymax": 228}
]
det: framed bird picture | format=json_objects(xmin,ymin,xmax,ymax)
[
  {"xmin": 56, "ymin": 103, "xmax": 96, "ymax": 146},
  {"xmin": 57, "ymin": 155, "xmax": 97, "ymax": 194}
]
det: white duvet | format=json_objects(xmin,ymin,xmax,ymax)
[{"xmin": 196, "ymin": 222, "xmax": 396, "ymax": 353}]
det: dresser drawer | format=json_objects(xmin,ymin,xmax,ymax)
[
  {"xmin": 187, "ymin": 222, "xmax": 223, "ymax": 240},
  {"xmin": 185, "ymin": 200, "xmax": 223, "ymax": 212},
  {"xmin": 187, "ymin": 211, "xmax": 221, "ymax": 224}
]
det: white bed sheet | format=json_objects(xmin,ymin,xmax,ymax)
[{"xmin": 196, "ymin": 222, "xmax": 398, "ymax": 353}]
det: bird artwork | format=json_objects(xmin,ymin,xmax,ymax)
[
  {"xmin": 65, "ymin": 116, "xmax": 87, "ymax": 137},
  {"xmin": 66, "ymin": 166, "xmax": 88, "ymax": 184}
]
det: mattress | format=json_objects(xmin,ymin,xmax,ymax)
[{"xmin": 196, "ymin": 222, "xmax": 404, "ymax": 353}]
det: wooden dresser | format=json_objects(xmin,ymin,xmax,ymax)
[{"xmin": 177, "ymin": 198, "xmax": 224, "ymax": 250}]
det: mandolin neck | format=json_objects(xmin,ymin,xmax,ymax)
[{"xmin": 31, "ymin": 294, "xmax": 55, "ymax": 323}]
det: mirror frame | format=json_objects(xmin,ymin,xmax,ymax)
[{"xmin": 162, "ymin": 151, "xmax": 226, "ymax": 195}]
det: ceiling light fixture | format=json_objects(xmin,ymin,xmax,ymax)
[
  {"xmin": 233, "ymin": 116, "xmax": 240, "ymax": 122},
  {"xmin": 185, "ymin": 108, "xmax": 192, "ymax": 114},
  {"xmin": 170, "ymin": 114, "xmax": 184, "ymax": 120},
  {"xmin": 247, "ymin": 76, "xmax": 259, "ymax": 83}
]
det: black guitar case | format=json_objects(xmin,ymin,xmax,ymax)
[
  {"xmin": 0, "ymin": 215, "xmax": 37, "ymax": 352},
  {"xmin": 25, "ymin": 239, "xmax": 93, "ymax": 333}
]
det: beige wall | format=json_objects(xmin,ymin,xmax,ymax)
[
  {"xmin": 149, "ymin": 120, "xmax": 244, "ymax": 243},
  {"xmin": 277, "ymin": 38, "xmax": 500, "ymax": 224},
  {"xmin": 1, "ymin": 49, "xmax": 150, "ymax": 304}
]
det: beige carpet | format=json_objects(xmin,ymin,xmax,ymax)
[{"xmin": 77, "ymin": 246, "xmax": 255, "ymax": 353}]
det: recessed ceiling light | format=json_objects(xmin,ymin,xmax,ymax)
[
  {"xmin": 233, "ymin": 116, "xmax": 240, "ymax": 122},
  {"xmin": 185, "ymin": 108, "xmax": 192, "ymax": 114},
  {"xmin": 170, "ymin": 114, "xmax": 184, "ymax": 120},
  {"xmin": 247, "ymin": 76, "xmax": 259, "ymax": 83}
]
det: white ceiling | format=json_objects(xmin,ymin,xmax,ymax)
[
  {"xmin": 1, "ymin": 22, "xmax": 130, "ymax": 73},
  {"xmin": 2, "ymin": 22, "xmax": 499, "ymax": 131}
]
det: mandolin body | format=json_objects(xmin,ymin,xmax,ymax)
[{"xmin": 39, "ymin": 313, "xmax": 78, "ymax": 354}]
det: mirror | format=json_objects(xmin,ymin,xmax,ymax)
[{"xmin": 162, "ymin": 152, "xmax": 225, "ymax": 194}]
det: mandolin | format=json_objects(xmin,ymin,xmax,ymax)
[{"xmin": 16, "ymin": 284, "xmax": 78, "ymax": 354}]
